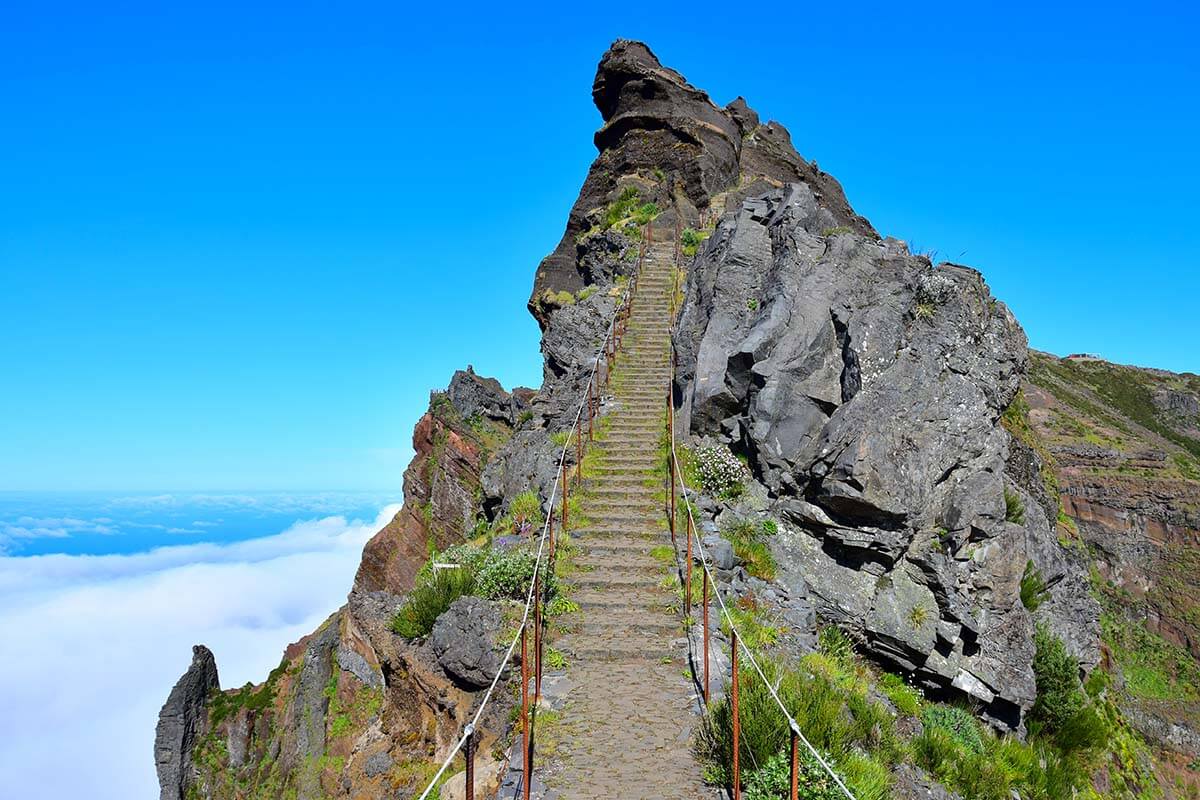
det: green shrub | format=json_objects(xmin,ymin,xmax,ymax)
[
  {"xmin": 722, "ymin": 518, "xmax": 778, "ymax": 581},
  {"xmin": 681, "ymin": 227, "xmax": 709, "ymax": 257},
  {"xmin": 540, "ymin": 288, "xmax": 575, "ymax": 308},
  {"xmin": 720, "ymin": 604, "xmax": 780, "ymax": 650},
  {"xmin": 1020, "ymin": 560, "xmax": 1049, "ymax": 611},
  {"xmin": 1029, "ymin": 625, "xmax": 1085, "ymax": 734},
  {"xmin": 1004, "ymin": 489, "xmax": 1026, "ymax": 524},
  {"xmin": 438, "ymin": 544, "xmax": 548, "ymax": 601},
  {"xmin": 507, "ymin": 490, "xmax": 544, "ymax": 536},
  {"xmin": 390, "ymin": 567, "xmax": 476, "ymax": 639},
  {"xmin": 695, "ymin": 444, "xmax": 745, "ymax": 499},
  {"xmin": 879, "ymin": 673, "xmax": 923, "ymax": 716},
  {"xmin": 743, "ymin": 750, "xmax": 847, "ymax": 800},
  {"xmin": 603, "ymin": 186, "xmax": 642, "ymax": 229},
  {"xmin": 576, "ymin": 285, "xmax": 598, "ymax": 302},
  {"xmin": 922, "ymin": 705, "xmax": 984, "ymax": 755},
  {"xmin": 631, "ymin": 202, "xmax": 659, "ymax": 225},
  {"xmin": 695, "ymin": 656, "xmax": 891, "ymax": 793},
  {"xmin": 760, "ymin": 519, "xmax": 778, "ymax": 536},
  {"xmin": 816, "ymin": 626, "xmax": 854, "ymax": 664}
]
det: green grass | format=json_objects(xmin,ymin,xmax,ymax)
[
  {"xmin": 1020, "ymin": 560, "xmax": 1049, "ymax": 611},
  {"xmin": 390, "ymin": 566, "xmax": 476, "ymax": 639},
  {"xmin": 603, "ymin": 186, "xmax": 646, "ymax": 229},
  {"xmin": 1003, "ymin": 489, "xmax": 1026, "ymax": 524},
  {"xmin": 722, "ymin": 518, "xmax": 778, "ymax": 581},
  {"xmin": 879, "ymin": 673, "xmax": 923, "ymax": 716}
]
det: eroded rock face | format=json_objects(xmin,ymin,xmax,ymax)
[
  {"xmin": 354, "ymin": 371, "xmax": 521, "ymax": 596},
  {"xmin": 531, "ymin": 39, "xmax": 872, "ymax": 323},
  {"xmin": 155, "ymin": 645, "xmax": 219, "ymax": 800},
  {"xmin": 672, "ymin": 184, "xmax": 1084, "ymax": 727}
]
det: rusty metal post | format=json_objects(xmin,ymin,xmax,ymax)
[
  {"xmin": 685, "ymin": 511, "xmax": 693, "ymax": 616},
  {"xmin": 732, "ymin": 628, "xmax": 741, "ymax": 800},
  {"xmin": 521, "ymin": 623, "xmax": 530, "ymax": 799},
  {"xmin": 668, "ymin": 452, "xmax": 677, "ymax": 546},
  {"xmin": 790, "ymin": 728, "xmax": 799, "ymax": 800},
  {"xmin": 587, "ymin": 379, "xmax": 594, "ymax": 441},
  {"xmin": 575, "ymin": 418, "xmax": 583, "ymax": 488},
  {"xmin": 534, "ymin": 572, "xmax": 543, "ymax": 704},
  {"xmin": 465, "ymin": 725, "xmax": 475, "ymax": 800},
  {"xmin": 561, "ymin": 458, "xmax": 569, "ymax": 531},
  {"xmin": 703, "ymin": 569, "xmax": 710, "ymax": 704}
]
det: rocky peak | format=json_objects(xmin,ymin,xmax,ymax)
[
  {"xmin": 530, "ymin": 39, "xmax": 872, "ymax": 323},
  {"xmin": 155, "ymin": 645, "xmax": 219, "ymax": 800}
]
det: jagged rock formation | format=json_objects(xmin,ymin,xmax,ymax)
[
  {"xmin": 155, "ymin": 645, "xmax": 219, "ymax": 800},
  {"xmin": 531, "ymin": 40, "xmax": 872, "ymax": 323},
  {"xmin": 355, "ymin": 367, "xmax": 525, "ymax": 594}
]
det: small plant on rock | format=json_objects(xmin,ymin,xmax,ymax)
[
  {"xmin": 907, "ymin": 604, "xmax": 932, "ymax": 629},
  {"xmin": 1020, "ymin": 560, "xmax": 1049, "ymax": 611},
  {"xmin": 508, "ymin": 490, "xmax": 544, "ymax": 536},
  {"xmin": 1004, "ymin": 489, "xmax": 1026, "ymax": 524},
  {"xmin": 695, "ymin": 444, "xmax": 746, "ymax": 500},
  {"xmin": 390, "ymin": 567, "xmax": 476, "ymax": 639}
]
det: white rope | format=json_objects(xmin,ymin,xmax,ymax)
[
  {"xmin": 414, "ymin": 244, "xmax": 638, "ymax": 800},
  {"xmin": 667, "ymin": 367, "xmax": 857, "ymax": 800}
]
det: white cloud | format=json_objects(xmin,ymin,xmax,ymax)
[{"xmin": 0, "ymin": 504, "xmax": 400, "ymax": 800}]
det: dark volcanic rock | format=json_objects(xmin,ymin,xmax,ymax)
[
  {"xmin": 531, "ymin": 39, "xmax": 875, "ymax": 324},
  {"xmin": 431, "ymin": 596, "xmax": 502, "ymax": 689},
  {"xmin": 155, "ymin": 645, "xmax": 219, "ymax": 800},
  {"xmin": 447, "ymin": 366, "xmax": 527, "ymax": 425},
  {"xmin": 673, "ymin": 182, "xmax": 1054, "ymax": 726}
]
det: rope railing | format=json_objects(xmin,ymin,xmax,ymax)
[
  {"xmin": 412, "ymin": 226, "xmax": 649, "ymax": 800},
  {"xmin": 665, "ymin": 212, "xmax": 857, "ymax": 800}
]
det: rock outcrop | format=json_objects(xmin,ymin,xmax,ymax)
[
  {"xmin": 155, "ymin": 645, "xmax": 219, "ymax": 800},
  {"xmin": 669, "ymin": 179, "xmax": 1083, "ymax": 728},
  {"xmin": 530, "ymin": 39, "xmax": 872, "ymax": 323}
]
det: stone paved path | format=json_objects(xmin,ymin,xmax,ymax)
[{"xmin": 539, "ymin": 230, "xmax": 719, "ymax": 800}]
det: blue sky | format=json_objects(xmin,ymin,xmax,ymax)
[{"xmin": 2, "ymin": 1, "xmax": 1197, "ymax": 492}]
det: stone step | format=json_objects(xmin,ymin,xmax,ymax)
[
  {"xmin": 583, "ymin": 487, "xmax": 659, "ymax": 502},
  {"xmin": 578, "ymin": 537, "xmax": 669, "ymax": 555},
  {"xmin": 573, "ymin": 527, "xmax": 665, "ymax": 541},
  {"xmin": 574, "ymin": 554, "xmax": 662, "ymax": 576},
  {"xmin": 573, "ymin": 616, "xmax": 681, "ymax": 638},
  {"xmin": 555, "ymin": 638, "xmax": 678, "ymax": 664},
  {"xmin": 571, "ymin": 587, "xmax": 670, "ymax": 610}
]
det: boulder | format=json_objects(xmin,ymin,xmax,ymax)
[{"xmin": 431, "ymin": 597, "xmax": 501, "ymax": 689}]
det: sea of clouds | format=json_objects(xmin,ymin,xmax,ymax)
[{"xmin": 0, "ymin": 503, "xmax": 400, "ymax": 799}]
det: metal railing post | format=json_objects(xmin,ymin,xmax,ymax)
[
  {"xmin": 790, "ymin": 728, "xmax": 799, "ymax": 800},
  {"xmin": 703, "ymin": 568, "xmax": 710, "ymax": 704},
  {"xmin": 561, "ymin": 459, "xmax": 569, "ymax": 531},
  {"xmin": 465, "ymin": 725, "xmax": 475, "ymax": 800},
  {"xmin": 534, "ymin": 572, "xmax": 543, "ymax": 704},
  {"xmin": 521, "ymin": 624, "xmax": 530, "ymax": 799},
  {"xmin": 575, "ymin": 418, "xmax": 583, "ymax": 487},
  {"xmin": 732, "ymin": 628, "xmax": 741, "ymax": 800},
  {"xmin": 685, "ymin": 511, "xmax": 693, "ymax": 617},
  {"xmin": 668, "ymin": 452, "xmax": 676, "ymax": 546}
]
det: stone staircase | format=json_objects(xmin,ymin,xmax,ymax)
[{"xmin": 538, "ymin": 230, "xmax": 717, "ymax": 799}]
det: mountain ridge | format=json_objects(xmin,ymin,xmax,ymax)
[{"xmin": 155, "ymin": 39, "xmax": 1200, "ymax": 800}]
